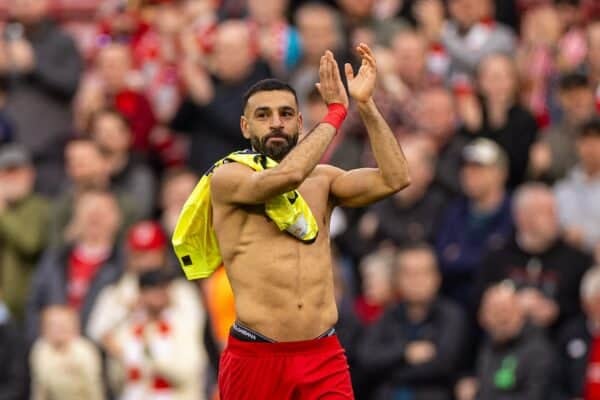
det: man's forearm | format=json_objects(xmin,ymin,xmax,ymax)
[
  {"xmin": 275, "ymin": 123, "xmax": 337, "ymax": 183},
  {"xmin": 358, "ymin": 99, "xmax": 410, "ymax": 190}
]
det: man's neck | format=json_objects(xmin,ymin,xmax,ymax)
[
  {"xmin": 473, "ymin": 188, "xmax": 504, "ymax": 213},
  {"xmin": 516, "ymin": 233, "xmax": 554, "ymax": 254},
  {"xmin": 405, "ymin": 302, "xmax": 432, "ymax": 323}
]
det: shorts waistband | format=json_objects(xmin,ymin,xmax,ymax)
[
  {"xmin": 230, "ymin": 321, "xmax": 336, "ymax": 343},
  {"xmin": 227, "ymin": 323, "xmax": 340, "ymax": 354}
]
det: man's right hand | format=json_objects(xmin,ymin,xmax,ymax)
[
  {"xmin": 405, "ymin": 340, "xmax": 436, "ymax": 365},
  {"xmin": 315, "ymin": 50, "xmax": 349, "ymax": 108}
]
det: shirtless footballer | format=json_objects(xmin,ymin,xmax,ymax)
[{"xmin": 211, "ymin": 44, "xmax": 410, "ymax": 399}]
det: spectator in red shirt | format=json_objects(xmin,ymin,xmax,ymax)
[
  {"xmin": 26, "ymin": 190, "xmax": 124, "ymax": 343},
  {"xmin": 77, "ymin": 43, "xmax": 157, "ymax": 154}
]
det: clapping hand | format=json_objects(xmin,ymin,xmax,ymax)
[{"xmin": 345, "ymin": 43, "xmax": 377, "ymax": 104}]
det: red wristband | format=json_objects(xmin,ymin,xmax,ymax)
[{"xmin": 321, "ymin": 103, "xmax": 348, "ymax": 131}]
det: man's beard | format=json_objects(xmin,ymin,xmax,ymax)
[{"xmin": 251, "ymin": 129, "xmax": 299, "ymax": 162}]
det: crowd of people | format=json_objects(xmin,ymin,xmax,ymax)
[{"xmin": 0, "ymin": 0, "xmax": 599, "ymax": 399}]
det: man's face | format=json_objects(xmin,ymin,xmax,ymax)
[
  {"xmin": 449, "ymin": 0, "xmax": 486, "ymax": 29},
  {"xmin": 140, "ymin": 285, "xmax": 170, "ymax": 316},
  {"xmin": 97, "ymin": 45, "xmax": 132, "ymax": 93},
  {"xmin": 92, "ymin": 113, "xmax": 131, "ymax": 154},
  {"xmin": 65, "ymin": 141, "xmax": 108, "ymax": 188},
  {"xmin": 559, "ymin": 87, "xmax": 596, "ymax": 125},
  {"xmin": 416, "ymin": 89, "xmax": 456, "ymax": 139},
  {"xmin": 460, "ymin": 163, "xmax": 504, "ymax": 200},
  {"xmin": 394, "ymin": 250, "xmax": 440, "ymax": 305},
  {"xmin": 577, "ymin": 134, "xmax": 600, "ymax": 175},
  {"xmin": 0, "ymin": 166, "xmax": 35, "ymax": 202},
  {"xmin": 515, "ymin": 191, "xmax": 559, "ymax": 245},
  {"xmin": 74, "ymin": 193, "xmax": 121, "ymax": 242},
  {"xmin": 242, "ymin": 90, "xmax": 302, "ymax": 162},
  {"xmin": 296, "ymin": 7, "xmax": 338, "ymax": 63},
  {"xmin": 213, "ymin": 22, "xmax": 254, "ymax": 83},
  {"xmin": 480, "ymin": 287, "xmax": 524, "ymax": 343},
  {"xmin": 392, "ymin": 32, "xmax": 427, "ymax": 85}
]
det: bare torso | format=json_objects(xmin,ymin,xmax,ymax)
[{"xmin": 212, "ymin": 165, "xmax": 338, "ymax": 341}]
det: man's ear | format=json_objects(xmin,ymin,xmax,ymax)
[
  {"xmin": 240, "ymin": 115, "xmax": 250, "ymax": 140},
  {"xmin": 298, "ymin": 112, "xmax": 304, "ymax": 133}
]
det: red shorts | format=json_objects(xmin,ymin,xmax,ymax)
[{"xmin": 218, "ymin": 334, "xmax": 354, "ymax": 399}]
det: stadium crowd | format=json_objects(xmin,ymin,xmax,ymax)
[{"xmin": 0, "ymin": 0, "xmax": 600, "ymax": 399}]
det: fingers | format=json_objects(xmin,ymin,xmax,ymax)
[
  {"xmin": 344, "ymin": 63, "xmax": 354, "ymax": 81},
  {"xmin": 356, "ymin": 43, "xmax": 376, "ymax": 70}
]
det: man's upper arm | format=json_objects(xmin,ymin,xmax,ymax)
[
  {"xmin": 210, "ymin": 162, "xmax": 301, "ymax": 205},
  {"xmin": 325, "ymin": 165, "xmax": 402, "ymax": 208}
]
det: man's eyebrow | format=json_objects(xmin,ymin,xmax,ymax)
[{"xmin": 253, "ymin": 107, "xmax": 271, "ymax": 114}]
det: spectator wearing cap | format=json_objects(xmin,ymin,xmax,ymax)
[
  {"xmin": 1, "ymin": 0, "xmax": 83, "ymax": 196},
  {"xmin": 529, "ymin": 72, "xmax": 598, "ymax": 184},
  {"xmin": 107, "ymin": 267, "xmax": 208, "ymax": 400},
  {"xmin": 358, "ymin": 244, "xmax": 466, "ymax": 400},
  {"xmin": 26, "ymin": 190, "xmax": 124, "ymax": 343},
  {"xmin": 435, "ymin": 138, "xmax": 513, "ymax": 309},
  {"xmin": 554, "ymin": 118, "xmax": 600, "ymax": 253},
  {"xmin": 0, "ymin": 144, "xmax": 49, "ymax": 321},
  {"xmin": 557, "ymin": 266, "xmax": 600, "ymax": 399},
  {"xmin": 87, "ymin": 221, "xmax": 204, "ymax": 364},
  {"xmin": 455, "ymin": 284, "xmax": 556, "ymax": 400},
  {"xmin": 475, "ymin": 183, "xmax": 593, "ymax": 333}
]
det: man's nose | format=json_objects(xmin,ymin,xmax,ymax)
[{"xmin": 270, "ymin": 113, "xmax": 283, "ymax": 128}]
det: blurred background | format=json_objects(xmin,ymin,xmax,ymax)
[{"xmin": 0, "ymin": 0, "xmax": 599, "ymax": 399}]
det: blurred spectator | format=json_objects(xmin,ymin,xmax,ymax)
[
  {"xmin": 456, "ymin": 284, "xmax": 556, "ymax": 400},
  {"xmin": 353, "ymin": 138, "xmax": 446, "ymax": 255},
  {"xmin": 436, "ymin": 139, "xmax": 513, "ymax": 308},
  {"xmin": 49, "ymin": 138, "xmax": 137, "ymax": 248},
  {"xmin": 557, "ymin": 266, "xmax": 600, "ymax": 399},
  {"xmin": 107, "ymin": 268, "xmax": 207, "ymax": 400},
  {"xmin": 87, "ymin": 221, "xmax": 203, "ymax": 358},
  {"xmin": 246, "ymin": 0, "xmax": 302, "ymax": 77},
  {"xmin": 529, "ymin": 72, "xmax": 597, "ymax": 183},
  {"xmin": 358, "ymin": 243, "xmax": 466, "ymax": 400},
  {"xmin": 335, "ymin": 0, "xmax": 376, "ymax": 31},
  {"xmin": 0, "ymin": 0, "xmax": 83, "ymax": 196},
  {"xmin": 89, "ymin": 109, "xmax": 156, "ymax": 219},
  {"xmin": 0, "ymin": 145, "xmax": 49, "ymax": 322},
  {"xmin": 0, "ymin": 290, "xmax": 26, "ymax": 400},
  {"xmin": 30, "ymin": 305, "xmax": 104, "ymax": 400},
  {"xmin": 416, "ymin": 87, "xmax": 469, "ymax": 197},
  {"xmin": 27, "ymin": 190, "xmax": 124, "ymax": 342},
  {"xmin": 476, "ymin": 183, "xmax": 593, "ymax": 331},
  {"xmin": 0, "ymin": 77, "xmax": 13, "ymax": 145},
  {"xmin": 289, "ymin": 3, "xmax": 345, "ymax": 109},
  {"xmin": 132, "ymin": 1, "xmax": 184, "ymax": 123},
  {"xmin": 158, "ymin": 168, "xmax": 198, "ymax": 236},
  {"xmin": 587, "ymin": 21, "xmax": 600, "ymax": 104},
  {"xmin": 172, "ymin": 19, "xmax": 271, "ymax": 173},
  {"xmin": 415, "ymin": 0, "xmax": 516, "ymax": 79},
  {"xmin": 354, "ymin": 247, "xmax": 396, "ymax": 325},
  {"xmin": 77, "ymin": 43, "xmax": 157, "ymax": 154},
  {"xmin": 459, "ymin": 53, "xmax": 538, "ymax": 188},
  {"xmin": 555, "ymin": 117, "xmax": 600, "ymax": 252},
  {"xmin": 517, "ymin": 3, "xmax": 588, "ymax": 127}
]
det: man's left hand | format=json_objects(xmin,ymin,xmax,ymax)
[{"xmin": 345, "ymin": 43, "xmax": 376, "ymax": 104}]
